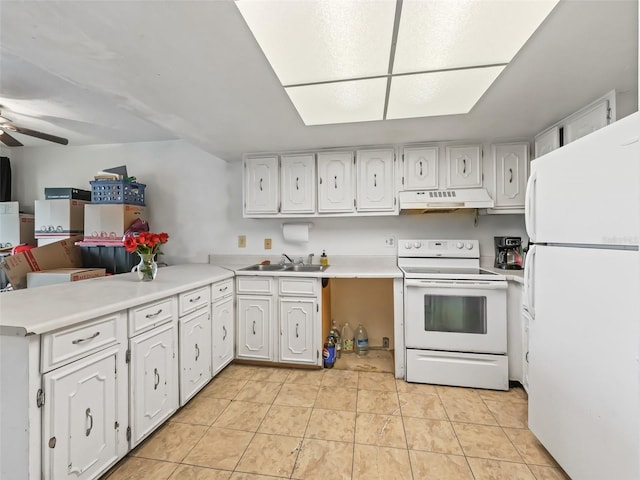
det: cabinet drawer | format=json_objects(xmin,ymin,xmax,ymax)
[
  {"xmin": 41, "ymin": 312, "xmax": 123, "ymax": 373},
  {"xmin": 129, "ymin": 297, "xmax": 177, "ymax": 337},
  {"xmin": 179, "ymin": 286, "xmax": 211, "ymax": 316},
  {"xmin": 211, "ymin": 278, "xmax": 234, "ymax": 302},
  {"xmin": 236, "ymin": 276, "xmax": 274, "ymax": 295},
  {"xmin": 279, "ymin": 277, "xmax": 317, "ymax": 297}
]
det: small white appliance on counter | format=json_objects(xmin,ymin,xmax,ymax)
[
  {"xmin": 398, "ymin": 239, "xmax": 508, "ymax": 390},
  {"xmin": 524, "ymin": 112, "xmax": 639, "ymax": 480}
]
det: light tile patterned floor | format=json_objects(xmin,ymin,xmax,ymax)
[{"xmin": 103, "ymin": 363, "xmax": 571, "ymax": 480}]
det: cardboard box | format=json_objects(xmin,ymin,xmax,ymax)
[
  {"xmin": 35, "ymin": 199, "xmax": 88, "ymax": 237},
  {"xmin": 27, "ymin": 267, "xmax": 106, "ymax": 288},
  {"xmin": 44, "ymin": 187, "xmax": 91, "ymax": 201},
  {"xmin": 0, "ymin": 202, "xmax": 35, "ymax": 248},
  {"xmin": 0, "ymin": 235, "xmax": 83, "ymax": 289},
  {"xmin": 83, "ymin": 204, "xmax": 146, "ymax": 243}
]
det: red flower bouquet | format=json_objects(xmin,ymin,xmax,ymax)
[{"xmin": 124, "ymin": 232, "xmax": 169, "ymax": 256}]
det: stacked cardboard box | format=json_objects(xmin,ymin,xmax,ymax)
[
  {"xmin": 0, "ymin": 201, "xmax": 35, "ymax": 249},
  {"xmin": 34, "ymin": 198, "xmax": 89, "ymax": 246}
]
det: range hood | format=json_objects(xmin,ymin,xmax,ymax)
[{"xmin": 399, "ymin": 188, "xmax": 494, "ymax": 212}]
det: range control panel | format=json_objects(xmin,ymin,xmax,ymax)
[{"xmin": 397, "ymin": 239, "xmax": 480, "ymax": 258}]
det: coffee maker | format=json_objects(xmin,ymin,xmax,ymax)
[{"xmin": 494, "ymin": 236, "xmax": 523, "ymax": 270}]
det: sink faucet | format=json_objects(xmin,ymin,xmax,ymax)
[
  {"xmin": 307, "ymin": 253, "xmax": 314, "ymax": 265},
  {"xmin": 281, "ymin": 253, "xmax": 294, "ymax": 265}
]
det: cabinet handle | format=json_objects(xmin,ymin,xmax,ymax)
[
  {"xmin": 296, "ymin": 177, "xmax": 299, "ymax": 190},
  {"xmin": 419, "ymin": 160, "xmax": 423, "ymax": 176},
  {"xmin": 334, "ymin": 175, "xmax": 337, "ymax": 189},
  {"xmin": 154, "ymin": 368, "xmax": 160, "ymax": 390},
  {"xmin": 252, "ymin": 320, "xmax": 256, "ymax": 335},
  {"xmin": 85, "ymin": 408, "xmax": 93, "ymax": 437},
  {"xmin": 525, "ymin": 351, "xmax": 529, "ymax": 363},
  {"xmin": 71, "ymin": 331, "xmax": 100, "ymax": 345},
  {"xmin": 189, "ymin": 296, "xmax": 201, "ymax": 303},
  {"xmin": 219, "ymin": 286, "xmax": 228, "ymax": 292},
  {"xmin": 145, "ymin": 309, "xmax": 163, "ymax": 319},
  {"xmin": 462, "ymin": 158, "xmax": 467, "ymax": 174},
  {"xmin": 319, "ymin": 177, "xmax": 323, "ymax": 185},
  {"xmin": 222, "ymin": 325, "xmax": 227, "ymax": 340},
  {"xmin": 373, "ymin": 173, "xmax": 377, "ymax": 187},
  {"xmin": 195, "ymin": 343, "xmax": 200, "ymax": 361},
  {"xmin": 295, "ymin": 323, "xmax": 299, "ymax": 338},
  {"xmin": 509, "ymin": 168, "xmax": 513, "ymax": 183},
  {"xmin": 259, "ymin": 178, "xmax": 263, "ymax": 191}
]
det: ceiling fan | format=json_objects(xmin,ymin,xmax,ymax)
[{"xmin": 0, "ymin": 109, "xmax": 69, "ymax": 147}]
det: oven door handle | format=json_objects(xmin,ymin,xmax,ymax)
[{"xmin": 405, "ymin": 279, "xmax": 507, "ymax": 290}]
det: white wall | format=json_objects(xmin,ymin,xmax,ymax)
[{"xmin": 6, "ymin": 140, "xmax": 526, "ymax": 266}]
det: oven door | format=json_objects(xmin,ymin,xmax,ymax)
[{"xmin": 404, "ymin": 278, "xmax": 507, "ymax": 354}]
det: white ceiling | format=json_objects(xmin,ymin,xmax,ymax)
[{"xmin": 0, "ymin": 0, "xmax": 637, "ymax": 161}]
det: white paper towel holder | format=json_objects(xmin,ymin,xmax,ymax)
[{"xmin": 281, "ymin": 222, "xmax": 313, "ymax": 243}]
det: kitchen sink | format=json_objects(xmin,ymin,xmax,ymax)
[
  {"xmin": 285, "ymin": 264, "xmax": 329, "ymax": 272},
  {"xmin": 240, "ymin": 263, "xmax": 288, "ymax": 272},
  {"xmin": 240, "ymin": 263, "xmax": 330, "ymax": 273}
]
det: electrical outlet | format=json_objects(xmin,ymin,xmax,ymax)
[
  {"xmin": 382, "ymin": 337, "xmax": 390, "ymax": 349},
  {"xmin": 238, "ymin": 235, "xmax": 246, "ymax": 248},
  {"xmin": 264, "ymin": 238, "xmax": 272, "ymax": 249},
  {"xmin": 384, "ymin": 235, "xmax": 396, "ymax": 248}
]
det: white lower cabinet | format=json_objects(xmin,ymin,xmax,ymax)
[
  {"xmin": 237, "ymin": 295, "xmax": 273, "ymax": 361},
  {"xmin": 129, "ymin": 321, "xmax": 178, "ymax": 447},
  {"xmin": 212, "ymin": 295, "xmax": 235, "ymax": 375},
  {"xmin": 42, "ymin": 343, "xmax": 128, "ymax": 480},
  {"xmin": 279, "ymin": 297, "xmax": 316, "ymax": 364},
  {"xmin": 236, "ymin": 275, "xmax": 321, "ymax": 366},
  {"xmin": 179, "ymin": 308, "xmax": 212, "ymax": 405}
]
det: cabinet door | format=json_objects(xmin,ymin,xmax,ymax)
[
  {"xmin": 493, "ymin": 143, "xmax": 529, "ymax": 209},
  {"xmin": 212, "ymin": 296, "xmax": 234, "ymax": 375},
  {"xmin": 281, "ymin": 153, "xmax": 316, "ymax": 214},
  {"xmin": 42, "ymin": 345, "xmax": 125, "ymax": 480},
  {"xmin": 534, "ymin": 126, "xmax": 560, "ymax": 158},
  {"xmin": 179, "ymin": 308, "xmax": 212, "ymax": 405},
  {"xmin": 237, "ymin": 295, "xmax": 272, "ymax": 361},
  {"xmin": 279, "ymin": 298, "xmax": 316, "ymax": 365},
  {"xmin": 403, "ymin": 146, "xmax": 438, "ymax": 190},
  {"xmin": 244, "ymin": 156, "xmax": 279, "ymax": 214},
  {"xmin": 564, "ymin": 100, "xmax": 610, "ymax": 144},
  {"xmin": 356, "ymin": 149, "xmax": 395, "ymax": 212},
  {"xmin": 317, "ymin": 151, "xmax": 355, "ymax": 213},
  {"xmin": 129, "ymin": 322, "xmax": 178, "ymax": 446},
  {"xmin": 445, "ymin": 145, "xmax": 482, "ymax": 188}
]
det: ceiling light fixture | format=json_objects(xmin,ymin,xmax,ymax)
[{"xmin": 236, "ymin": 0, "xmax": 559, "ymax": 125}]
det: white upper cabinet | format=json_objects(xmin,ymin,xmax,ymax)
[
  {"xmin": 244, "ymin": 155, "xmax": 279, "ymax": 214},
  {"xmin": 403, "ymin": 146, "xmax": 438, "ymax": 190},
  {"xmin": 534, "ymin": 126, "xmax": 560, "ymax": 158},
  {"xmin": 564, "ymin": 99, "xmax": 611, "ymax": 144},
  {"xmin": 492, "ymin": 143, "xmax": 529, "ymax": 212},
  {"xmin": 356, "ymin": 148, "xmax": 396, "ymax": 212},
  {"xmin": 317, "ymin": 151, "xmax": 355, "ymax": 213},
  {"xmin": 445, "ymin": 145, "xmax": 482, "ymax": 188},
  {"xmin": 280, "ymin": 153, "xmax": 316, "ymax": 214}
]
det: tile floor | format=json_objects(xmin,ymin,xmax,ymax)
[{"xmin": 103, "ymin": 363, "xmax": 570, "ymax": 480}]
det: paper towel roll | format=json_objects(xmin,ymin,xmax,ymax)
[{"xmin": 282, "ymin": 223, "xmax": 310, "ymax": 243}]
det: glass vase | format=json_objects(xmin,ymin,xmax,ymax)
[{"xmin": 133, "ymin": 253, "xmax": 158, "ymax": 281}]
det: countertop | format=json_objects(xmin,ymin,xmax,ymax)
[
  {"xmin": 0, "ymin": 264, "xmax": 233, "ymax": 336},
  {"xmin": 209, "ymin": 254, "xmax": 403, "ymax": 279},
  {"xmin": 480, "ymin": 261, "xmax": 525, "ymax": 285}
]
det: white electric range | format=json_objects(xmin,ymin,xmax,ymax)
[{"xmin": 398, "ymin": 239, "xmax": 509, "ymax": 390}]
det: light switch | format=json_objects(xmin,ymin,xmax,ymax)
[
  {"xmin": 238, "ymin": 235, "xmax": 246, "ymax": 248},
  {"xmin": 264, "ymin": 238, "xmax": 272, "ymax": 249}
]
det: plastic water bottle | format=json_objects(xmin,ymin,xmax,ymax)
[
  {"xmin": 341, "ymin": 322, "xmax": 354, "ymax": 354},
  {"xmin": 355, "ymin": 323, "xmax": 369, "ymax": 356},
  {"xmin": 329, "ymin": 319, "xmax": 342, "ymax": 359}
]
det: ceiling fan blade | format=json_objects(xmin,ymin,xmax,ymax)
[
  {"xmin": 4, "ymin": 124, "xmax": 69, "ymax": 145},
  {"xmin": 0, "ymin": 130, "xmax": 24, "ymax": 147}
]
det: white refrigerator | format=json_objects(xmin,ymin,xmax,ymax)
[{"xmin": 524, "ymin": 111, "xmax": 639, "ymax": 480}]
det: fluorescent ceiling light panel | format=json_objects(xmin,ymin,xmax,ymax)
[
  {"xmin": 285, "ymin": 78, "xmax": 387, "ymax": 125},
  {"xmin": 235, "ymin": 0, "xmax": 397, "ymax": 85},
  {"xmin": 394, "ymin": 0, "xmax": 560, "ymax": 73},
  {"xmin": 386, "ymin": 66, "xmax": 505, "ymax": 119}
]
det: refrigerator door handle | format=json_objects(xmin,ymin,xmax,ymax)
[
  {"xmin": 523, "ymin": 244, "xmax": 536, "ymax": 318},
  {"xmin": 525, "ymin": 170, "xmax": 537, "ymax": 242}
]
